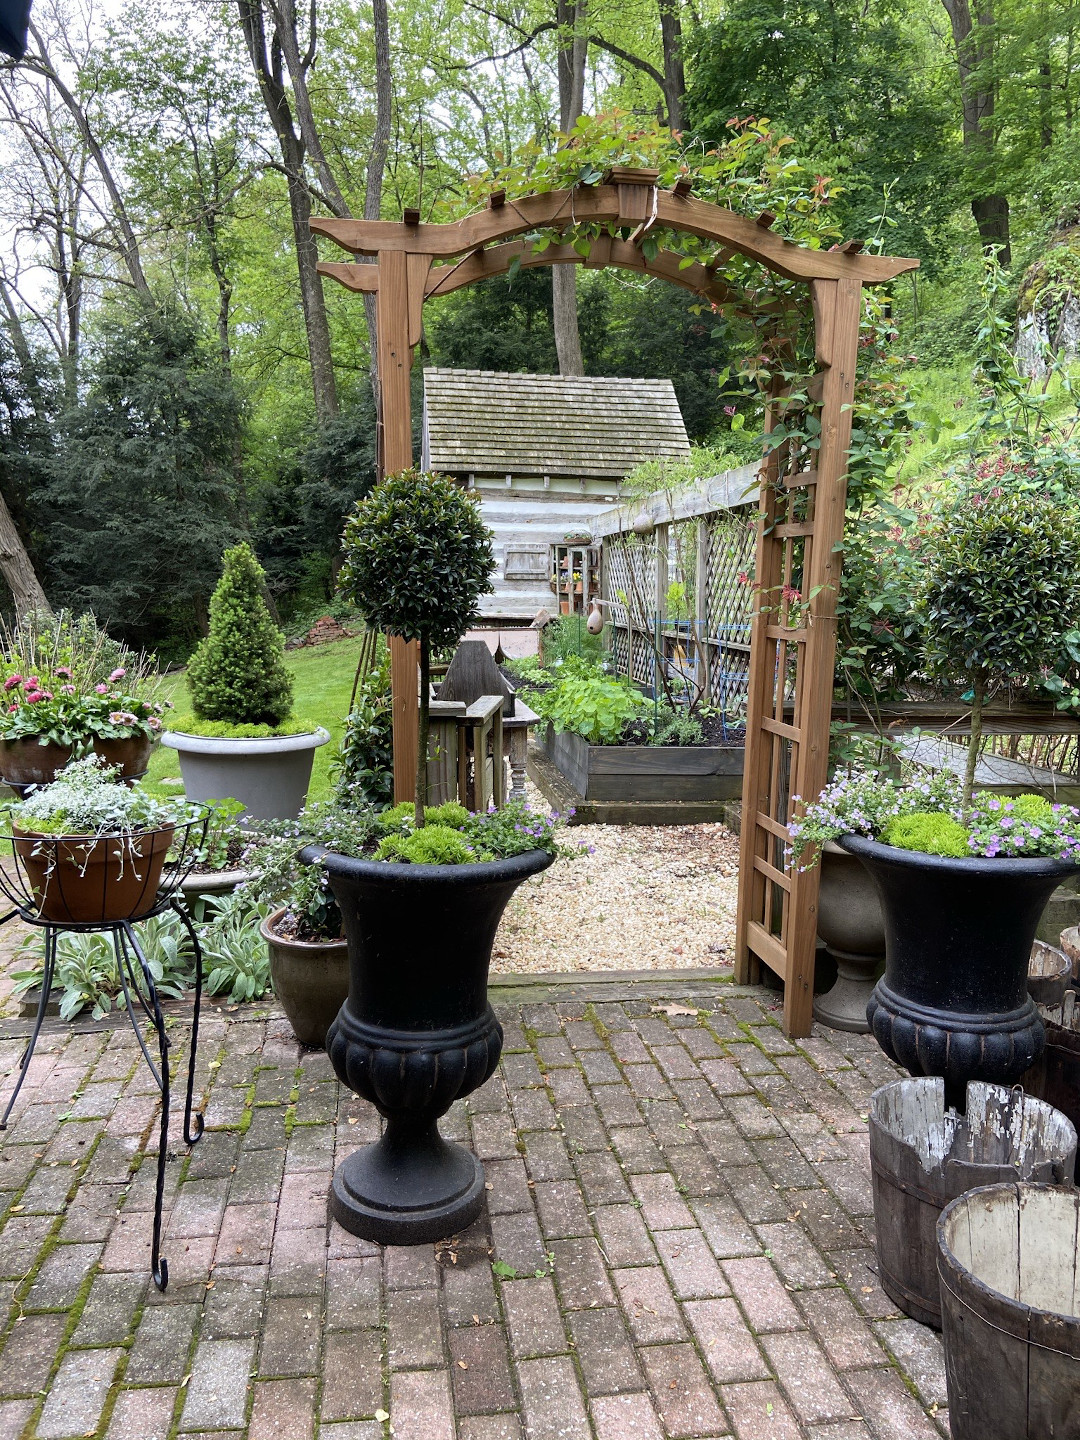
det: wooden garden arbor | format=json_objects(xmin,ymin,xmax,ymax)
[{"xmin": 311, "ymin": 176, "xmax": 917, "ymax": 1036}]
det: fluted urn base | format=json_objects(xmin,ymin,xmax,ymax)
[{"xmin": 331, "ymin": 1118, "xmax": 486, "ymax": 1245}]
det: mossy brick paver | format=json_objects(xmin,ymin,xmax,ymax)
[{"xmin": 0, "ymin": 990, "xmax": 954, "ymax": 1438}]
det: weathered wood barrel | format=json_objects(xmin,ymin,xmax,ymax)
[
  {"xmin": 937, "ymin": 1183, "xmax": 1080, "ymax": 1440},
  {"xmin": 1022, "ymin": 975, "xmax": 1080, "ymax": 1182},
  {"xmin": 869, "ymin": 1078, "xmax": 1076, "ymax": 1328}
]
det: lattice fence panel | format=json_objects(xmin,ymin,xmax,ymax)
[
  {"xmin": 700, "ymin": 511, "xmax": 756, "ymax": 719},
  {"xmin": 601, "ymin": 504, "xmax": 755, "ymax": 724},
  {"xmin": 603, "ymin": 534, "xmax": 660, "ymax": 690}
]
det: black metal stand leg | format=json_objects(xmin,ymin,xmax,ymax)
[
  {"xmin": 171, "ymin": 901, "xmax": 204, "ymax": 1146},
  {"xmin": 1, "ymin": 925, "xmax": 57, "ymax": 1130},
  {"xmin": 117, "ymin": 923, "xmax": 171, "ymax": 1291}
]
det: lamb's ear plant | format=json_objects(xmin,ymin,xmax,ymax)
[
  {"xmin": 919, "ymin": 487, "xmax": 1080, "ymax": 817},
  {"xmin": 338, "ymin": 469, "xmax": 495, "ymax": 827}
]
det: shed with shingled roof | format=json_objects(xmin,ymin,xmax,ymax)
[{"xmin": 421, "ymin": 368, "xmax": 690, "ymax": 618}]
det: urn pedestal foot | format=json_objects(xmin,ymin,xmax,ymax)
[
  {"xmin": 813, "ymin": 947, "xmax": 883, "ymax": 1034},
  {"xmin": 330, "ymin": 1118, "xmax": 487, "ymax": 1245}
]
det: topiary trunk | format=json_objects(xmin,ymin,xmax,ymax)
[{"xmin": 415, "ymin": 636, "xmax": 430, "ymax": 828}]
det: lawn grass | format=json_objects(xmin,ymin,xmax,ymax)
[{"xmin": 144, "ymin": 635, "xmax": 364, "ymax": 802}]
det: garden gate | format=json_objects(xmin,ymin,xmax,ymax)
[{"xmin": 311, "ymin": 176, "xmax": 917, "ymax": 1035}]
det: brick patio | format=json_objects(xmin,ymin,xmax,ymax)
[{"xmin": 0, "ymin": 974, "xmax": 949, "ymax": 1440}]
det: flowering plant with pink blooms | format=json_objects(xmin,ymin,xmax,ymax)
[
  {"xmin": 0, "ymin": 666, "xmax": 171, "ymax": 748},
  {"xmin": 0, "ymin": 611, "xmax": 169, "ymax": 751}
]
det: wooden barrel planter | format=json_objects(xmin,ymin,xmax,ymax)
[
  {"xmin": 1021, "ymin": 950, "xmax": 1080, "ymax": 1181},
  {"xmin": 869, "ymin": 1077, "xmax": 1076, "ymax": 1328},
  {"xmin": 937, "ymin": 1183, "xmax": 1080, "ymax": 1440}
]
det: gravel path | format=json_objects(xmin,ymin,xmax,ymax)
[{"xmin": 493, "ymin": 794, "xmax": 740, "ymax": 973}]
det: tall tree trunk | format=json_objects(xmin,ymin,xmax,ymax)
[
  {"xmin": 236, "ymin": 0, "xmax": 338, "ymax": 418},
  {"xmin": 553, "ymin": 0, "xmax": 586, "ymax": 376},
  {"xmin": 0, "ymin": 494, "xmax": 50, "ymax": 617},
  {"xmin": 941, "ymin": 0, "xmax": 1010, "ymax": 263},
  {"xmin": 658, "ymin": 0, "xmax": 685, "ymax": 132}
]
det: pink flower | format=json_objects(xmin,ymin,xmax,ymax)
[
  {"xmin": 59, "ymin": 684, "xmax": 76, "ymax": 695},
  {"xmin": 95, "ymin": 684, "xmax": 107, "ymax": 695},
  {"xmin": 109, "ymin": 667, "xmax": 126, "ymax": 682},
  {"xmin": 24, "ymin": 691, "xmax": 45, "ymax": 704},
  {"xmin": 27, "ymin": 675, "xmax": 40, "ymax": 689},
  {"xmin": 109, "ymin": 711, "xmax": 127, "ymax": 724},
  {"xmin": 148, "ymin": 716, "xmax": 162, "ymax": 731},
  {"xmin": 3, "ymin": 675, "xmax": 20, "ymax": 691},
  {"xmin": 54, "ymin": 666, "xmax": 72, "ymax": 679},
  {"xmin": 7, "ymin": 704, "xmax": 16, "ymax": 713}
]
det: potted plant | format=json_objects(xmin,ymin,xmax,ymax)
[
  {"xmin": 5, "ymin": 755, "xmax": 199, "ymax": 924},
  {"xmin": 162, "ymin": 543, "xmax": 329, "ymax": 821},
  {"xmin": 790, "ymin": 487, "xmax": 1080, "ymax": 1105},
  {"xmin": 244, "ymin": 802, "xmax": 371, "ymax": 1047},
  {"xmin": 303, "ymin": 468, "xmax": 559, "ymax": 1244},
  {"xmin": 176, "ymin": 797, "xmax": 253, "ymax": 911},
  {"xmin": 0, "ymin": 611, "xmax": 169, "ymax": 791}
]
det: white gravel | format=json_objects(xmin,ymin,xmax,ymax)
[{"xmin": 492, "ymin": 797, "xmax": 740, "ymax": 974}]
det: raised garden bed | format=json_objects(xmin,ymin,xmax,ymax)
[{"xmin": 529, "ymin": 724, "xmax": 743, "ymax": 826}]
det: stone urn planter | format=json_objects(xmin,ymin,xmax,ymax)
[
  {"xmin": 813, "ymin": 840, "xmax": 886, "ymax": 1033},
  {"xmin": 260, "ymin": 908, "xmax": 349, "ymax": 1049},
  {"xmin": 841, "ymin": 834, "xmax": 1078, "ymax": 1107},
  {"xmin": 162, "ymin": 728, "xmax": 330, "ymax": 823},
  {"xmin": 304, "ymin": 844, "xmax": 553, "ymax": 1244}
]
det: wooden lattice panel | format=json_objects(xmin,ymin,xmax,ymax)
[
  {"xmin": 736, "ymin": 277, "xmax": 863, "ymax": 1036},
  {"xmin": 700, "ymin": 512, "xmax": 755, "ymax": 718}
]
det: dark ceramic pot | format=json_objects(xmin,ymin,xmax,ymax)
[
  {"xmin": 841, "ymin": 834, "xmax": 1079, "ymax": 1108},
  {"xmin": 302, "ymin": 845, "xmax": 553, "ymax": 1244},
  {"xmin": 261, "ymin": 908, "xmax": 349, "ymax": 1049}
]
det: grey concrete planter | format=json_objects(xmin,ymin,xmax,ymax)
[{"xmin": 162, "ymin": 728, "xmax": 330, "ymax": 822}]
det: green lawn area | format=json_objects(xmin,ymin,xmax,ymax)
[{"xmin": 144, "ymin": 635, "xmax": 364, "ymax": 802}]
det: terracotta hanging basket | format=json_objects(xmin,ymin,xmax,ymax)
[{"xmin": 12, "ymin": 822, "xmax": 176, "ymax": 924}]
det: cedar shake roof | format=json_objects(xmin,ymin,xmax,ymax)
[{"xmin": 422, "ymin": 368, "xmax": 690, "ymax": 479}]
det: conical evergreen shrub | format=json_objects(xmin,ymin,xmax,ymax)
[{"xmin": 188, "ymin": 543, "xmax": 294, "ymax": 727}]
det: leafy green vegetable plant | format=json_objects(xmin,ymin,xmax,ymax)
[
  {"xmin": 523, "ymin": 666, "xmax": 648, "ymax": 744},
  {"xmin": 186, "ymin": 542, "xmax": 294, "ymax": 728}
]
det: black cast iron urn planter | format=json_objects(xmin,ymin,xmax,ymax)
[
  {"xmin": 302, "ymin": 844, "xmax": 554, "ymax": 1244},
  {"xmin": 840, "ymin": 834, "xmax": 1080, "ymax": 1109}
]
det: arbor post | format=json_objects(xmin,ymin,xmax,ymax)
[{"xmin": 377, "ymin": 250, "xmax": 420, "ymax": 803}]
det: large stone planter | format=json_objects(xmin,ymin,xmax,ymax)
[
  {"xmin": 842, "ymin": 833, "xmax": 1079, "ymax": 1107},
  {"xmin": 261, "ymin": 908, "xmax": 349, "ymax": 1048},
  {"xmin": 813, "ymin": 841, "xmax": 886, "ymax": 1033},
  {"xmin": 304, "ymin": 844, "xmax": 553, "ymax": 1244},
  {"xmin": 162, "ymin": 729, "xmax": 330, "ymax": 822}
]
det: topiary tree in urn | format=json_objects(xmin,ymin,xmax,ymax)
[
  {"xmin": 338, "ymin": 468, "xmax": 495, "ymax": 822},
  {"xmin": 164, "ymin": 543, "xmax": 329, "ymax": 821}
]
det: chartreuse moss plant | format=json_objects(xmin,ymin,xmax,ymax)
[
  {"xmin": 338, "ymin": 469, "xmax": 495, "ymax": 828},
  {"xmin": 880, "ymin": 812, "xmax": 970, "ymax": 858},
  {"xmin": 186, "ymin": 542, "xmax": 295, "ymax": 729}
]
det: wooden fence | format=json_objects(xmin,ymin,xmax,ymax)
[{"xmin": 593, "ymin": 468, "xmax": 757, "ymax": 728}]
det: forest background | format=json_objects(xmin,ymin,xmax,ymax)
[{"xmin": 0, "ymin": 0, "xmax": 1077, "ymax": 662}]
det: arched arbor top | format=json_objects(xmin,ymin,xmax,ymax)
[{"xmin": 311, "ymin": 178, "xmax": 918, "ymax": 288}]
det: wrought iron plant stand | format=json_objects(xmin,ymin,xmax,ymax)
[{"xmin": 0, "ymin": 813, "xmax": 210, "ymax": 1290}]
